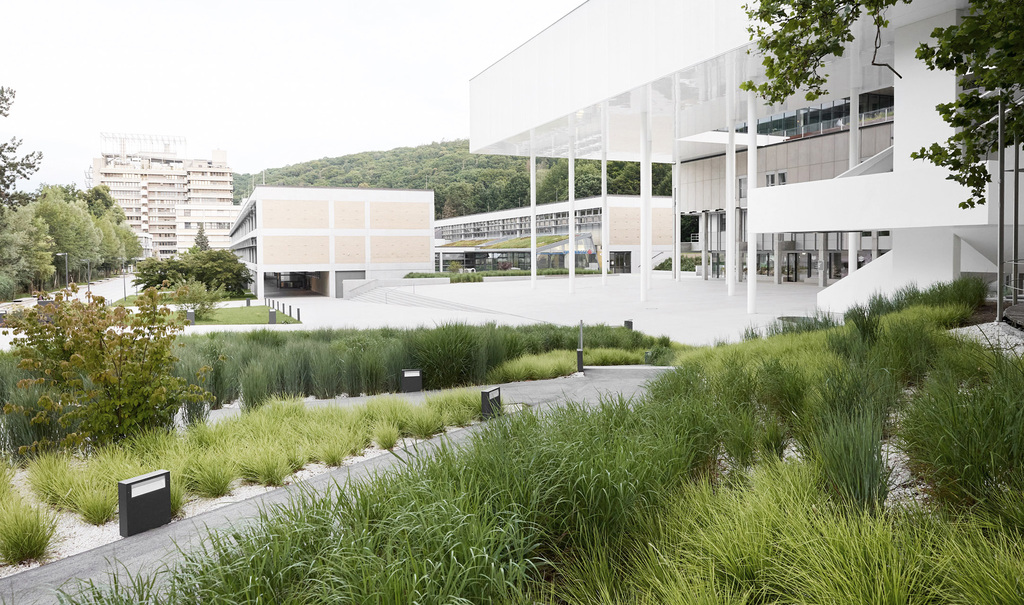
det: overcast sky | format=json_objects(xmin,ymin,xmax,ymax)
[{"xmin": 3, "ymin": 0, "xmax": 582, "ymax": 190}]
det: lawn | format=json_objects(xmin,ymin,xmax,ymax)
[{"xmin": 194, "ymin": 305, "xmax": 299, "ymax": 325}]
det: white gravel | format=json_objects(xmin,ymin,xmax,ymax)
[
  {"xmin": 951, "ymin": 321, "xmax": 1024, "ymax": 356},
  {"xmin": 0, "ymin": 430, "xmax": 470, "ymax": 580}
]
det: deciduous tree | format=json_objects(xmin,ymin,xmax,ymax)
[
  {"xmin": 3, "ymin": 286, "xmax": 212, "ymax": 452},
  {"xmin": 0, "ymin": 87, "xmax": 42, "ymax": 209},
  {"xmin": 742, "ymin": 0, "xmax": 1024, "ymax": 208}
]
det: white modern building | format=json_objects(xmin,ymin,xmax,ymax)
[
  {"xmin": 88, "ymin": 134, "xmax": 238, "ymax": 259},
  {"xmin": 435, "ymin": 195, "xmax": 677, "ymax": 274},
  {"xmin": 230, "ymin": 186, "xmax": 435, "ymax": 299},
  {"xmin": 470, "ymin": 0, "xmax": 1019, "ymax": 312}
]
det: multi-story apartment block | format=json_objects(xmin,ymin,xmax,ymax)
[{"xmin": 88, "ymin": 134, "xmax": 238, "ymax": 259}]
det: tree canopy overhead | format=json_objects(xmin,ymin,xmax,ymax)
[{"xmin": 743, "ymin": 0, "xmax": 1024, "ymax": 208}]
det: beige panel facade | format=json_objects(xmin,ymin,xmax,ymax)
[
  {"xmin": 369, "ymin": 201, "xmax": 433, "ymax": 230},
  {"xmin": 653, "ymin": 208, "xmax": 674, "ymax": 244},
  {"xmin": 679, "ymin": 123, "xmax": 894, "ymax": 212},
  {"xmin": 335, "ymin": 236, "xmax": 367, "ymax": 263},
  {"xmin": 263, "ymin": 236, "xmax": 330, "ymax": 264},
  {"xmin": 371, "ymin": 236, "xmax": 432, "ymax": 263},
  {"xmin": 263, "ymin": 200, "xmax": 329, "ymax": 229},
  {"xmin": 609, "ymin": 207, "xmax": 640, "ymax": 245},
  {"xmin": 334, "ymin": 201, "xmax": 366, "ymax": 229}
]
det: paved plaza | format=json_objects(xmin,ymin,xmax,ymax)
[{"xmin": 214, "ymin": 272, "xmax": 823, "ymax": 345}]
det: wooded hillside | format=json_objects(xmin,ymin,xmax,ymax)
[{"xmin": 233, "ymin": 139, "xmax": 673, "ymax": 219}]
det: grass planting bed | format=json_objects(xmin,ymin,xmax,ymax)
[
  {"xmin": 12, "ymin": 279, "xmax": 1023, "ymax": 603},
  {"xmin": 0, "ymin": 322, "xmax": 670, "ymax": 574},
  {"xmin": 0, "ymin": 388, "xmax": 505, "ymax": 576}
]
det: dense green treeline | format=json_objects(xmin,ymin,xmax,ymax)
[
  {"xmin": 233, "ymin": 139, "xmax": 673, "ymax": 219},
  {"xmin": 0, "ymin": 185, "xmax": 142, "ymax": 300}
]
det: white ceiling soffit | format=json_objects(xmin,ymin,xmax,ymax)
[{"xmin": 472, "ymin": 8, "xmax": 896, "ymax": 164}]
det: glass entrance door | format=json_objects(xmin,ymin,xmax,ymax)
[{"xmin": 610, "ymin": 251, "xmax": 631, "ymax": 274}]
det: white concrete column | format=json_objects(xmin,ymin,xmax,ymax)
[
  {"xmin": 530, "ymin": 142, "xmax": 537, "ymax": 290},
  {"xmin": 773, "ymin": 234, "xmax": 782, "ymax": 284},
  {"xmin": 818, "ymin": 233, "xmax": 828, "ymax": 288},
  {"xmin": 640, "ymin": 86, "xmax": 652, "ymax": 301},
  {"xmin": 601, "ymin": 101, "xmax": 609, "ymax": 286},
  {"xmin": 952, "ymin": 234, "xmax": 962, "ymax": 279},
  {"xmin": 701, "ymin": 211, "xmax": 709, "ymax": 281},
  {"xmin": 848, "ymin": 33, "xmax": 862, "ymax": 276},
  {"xmin": 672, "ymin": 73, "xmax": 681, "ymax": 281},
  {"xmin": 568, "ymin": 116, "xmax": 576, "ymax": 294},
  {"xmin": 848, "ymin": 231, "xmax": 861, "ymax": 274},
  {"xmin": 872, "ymin": 230, "xmax": 880, "ymax": 261},
  {"xmin": 746, "ymin": 89, "xmax": 758, "ymax": 313},
  {"xmin": 725, "ymin": 77, "xmax": 737, "ymax": 296}
]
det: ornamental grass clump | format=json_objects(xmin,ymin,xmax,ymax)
[
  {"xmin": 485, "ymin": 350, "xmax": 578, "ymax": 383},
  {"xmin": 0, "ymin": 497, "xmax": 56, "ymax": 565},
  {"xmin": 371, "ymin": 422, "xmax": 401, "ymax": 450},
  {"xmin": 182, "ymin": 448, "xmax": 238, "ymax": 499},
  {"xmin": 900, "ymin": 347, "xmax": 1024, "ymax": 517},
  {"xmin": 425, "ymin": 389, "xmax": 479, "ymax": 427}
]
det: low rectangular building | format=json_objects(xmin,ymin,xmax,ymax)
[{"xmin": 230, "ymin": 186, "xmax": 435, "ymax": 298}]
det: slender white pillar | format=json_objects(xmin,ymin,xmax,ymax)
[
  {"xmin": 530, "ymin": 144, "xmax": 537, "ymax": 289},
  {"xmin": 746, "ymin": 90, "xmax": 758, "ymax": 313},
  {"xmin": 640, "ymin": 86, "xmax": 652, "ymax": 301},
  {"xmin": 672, "ymin": 73, "xmax": 681, "ymax": 281},
  {"xmin": 601, "ymin": 102, "xmax": 609, "ymax": 286},
  {"xmin": 568, "ymin": 115, "xmax": 576, "ymax": 294},
  {"xmin": 848, "ymin": 32, "xmax": 862, "ymax": 276},
  {"xmin": 701, "ymin": 211, "xmax": 709, "ymax": 281},
  {"xmin": 848, "ymin": 98, "xmax": 862, "ymax": 275},
  {"xmin": 818, "ymin": 233, "xmax": 828, "ymax": 288},
  {"xmin": 725, "ymin": 80, "xmax": 737, "ymax": 296},
  {"xmin": 773, "ymin": 233, "xmax": 782, "ymax": 284}
]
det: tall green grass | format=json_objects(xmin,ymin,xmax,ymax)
[
  {"xmin": 900, "ymin": 345, "xmax": 1024, "ymax": 519},
  {"xmin": 172, "ymin": 322, "xmax": 667, "ymax": 408}
]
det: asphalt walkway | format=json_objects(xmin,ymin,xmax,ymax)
[{"xmin": 0, "ymin": 366, "xmax": 669, "ymax": 605}]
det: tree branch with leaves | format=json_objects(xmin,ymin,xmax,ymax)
[
  {"xmin": 0, "ymin": 87, "xmax": 42, "ymax": 209},
  {"xmin": 743, "ymin": 0, "xmax": 1023, "ymax": 208}
]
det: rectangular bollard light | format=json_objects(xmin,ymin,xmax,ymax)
[
  {"xmin": 269, "ymin": 309, "xmax": 277, "ymax": 324},
  {"xmin": 186, "ymin": 310, "xmax": 195, "ymax": 326},
  {"xmin": 118, "ymin": 470, "xmax": 171, "ymax": 538},
  {"xmin": 401, "ymin": 369, "xmax": 423, "ymax": 393},
  {"xmin": 624, "ymin": 320, "xmax": 633, "ymax": 330},
  {"xmin": 297, "ymin": 308, "xmax": 301, "ymax": 321},
  {"xmin": 289, "ymin": 305, "xmax": 292, "ymax": 317},
  {"xmin": 577, "ymin": 349, "xmax": 584, "ymax": 373},
  {"xmin": 246, "ymin": 298, "xmax": 250, "ymax": 307},
  {"xmin": 481, "ymin": 387, "xmax": 501, "ymax": 419}
]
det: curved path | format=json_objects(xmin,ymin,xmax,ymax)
[{"xmin": 0, "ymin": 366, "xmax": 669, "ymax": 605}]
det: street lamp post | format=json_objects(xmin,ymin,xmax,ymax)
[
  {"xmin": 86, "ymin": 259, "xmax": 91, "ymax": 294},
  {"xmin": 55, "ymin": 253, "xmax": 68, "ymax": 290},
  {"xmin": 122, "ymin": 262, "xmax": 127, "ymax": 301}
]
